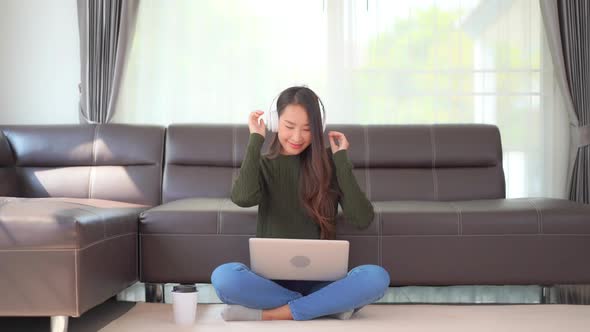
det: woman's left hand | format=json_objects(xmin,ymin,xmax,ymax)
[{"xmin": 328, "ymin": 131, "xmax": 350, "ymax": 153}]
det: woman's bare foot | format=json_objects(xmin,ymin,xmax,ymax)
[{"xmin": 262, "ymin": 304, "xmax": 294, "ymax": 320}]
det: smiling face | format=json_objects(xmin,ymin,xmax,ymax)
[{"xmin": 278, "ymin": 104, "xmax": 312, "ymax": 155}]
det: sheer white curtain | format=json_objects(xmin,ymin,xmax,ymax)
[{"xmin": 115, "ymin": 0, "xmax": 569, "ymax": 199}]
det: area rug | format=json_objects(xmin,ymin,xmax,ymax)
[{"xmin": 99, "ymin": 303, "xmax": 590, "ymax": 332}]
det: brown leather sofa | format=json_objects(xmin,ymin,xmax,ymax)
[
  {"xmin": 140, "ymin": 123, "xmax": 590, "ymax": 291},
  {"xmin": 0, "ymin": 124, "xmax": 165, "ymax": 331}
]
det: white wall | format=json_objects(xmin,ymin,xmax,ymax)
[{"xmin": 0, "ymin": 0, "xmax": 79, "ymax": 124}]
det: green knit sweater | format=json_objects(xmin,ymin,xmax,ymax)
[{"xmin": 231, "ymin": 133, "xmax": 374, "ymax": 239}]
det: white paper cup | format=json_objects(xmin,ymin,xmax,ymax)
[{"xmin": 172, "ymin": 284, "xmax": 198, "ymax": 325}]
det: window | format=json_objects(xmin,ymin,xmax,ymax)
[{"xmin": 116, "ymin": 0, "xmax": 569, "ymax": 198}]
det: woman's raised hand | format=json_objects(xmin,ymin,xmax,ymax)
[
  {"xmin": 328, "ymin": 131, "xmax": 350, "ymax": 153},
  {"xmin": 249, "ymin": 111, "xmax": 266, "ymax": 138}
]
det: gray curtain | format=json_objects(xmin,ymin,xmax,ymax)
[
  {"xmin": 540, "ymin": 0, "xmax": 590, "ymax": 203},
  {"xmin": 77, "ymin": 0, "xmax": 139, "ymax": 124}
]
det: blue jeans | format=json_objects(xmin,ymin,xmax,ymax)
[{"xmin": 211, "ymin": 262, "xmax": 390, "ymax": 320}]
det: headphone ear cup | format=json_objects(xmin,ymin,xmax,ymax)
[
  {"xmin": 273, "ymin": 109, "xmax": 279, "ymax": 132},
  {"xmin": 263, "ymin": 110, "xmax": 270, "ymax": 131},
  {"xmin": 268, "ymin": 107, "xmax": 279, "ymax": 132}
]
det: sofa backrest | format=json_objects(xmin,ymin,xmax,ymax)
[
  {"xmin": 163, "ymin": 123, "xmax": 505, "ymax": 203},
  {"xmin": 163, "ymin": 124, "xmax": 259, "ymax": 203},
  {"xmin": 328, "ymin": 124, "xmax": 505, "ymax": 201},
  {"xmin": 0, "ymin": 124, "xmax": 165, "ymax": 206}
]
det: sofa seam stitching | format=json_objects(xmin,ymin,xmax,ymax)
[
  {"xmin": 364, "ymin": 125, "xmax": 371, "ymax": 200},
  {"xmin": 74, "ymin": 249, "xmax": 79, "ymax": 316},
  {"xmin": 376, "ymin": 203, "xmax": 382, "ymax": 266},
  {"xmin": 430, "ymin": 125, "xmax": 439, "ymax": 200},
  {"xmin": 527, "ymin": 198, "xmax": 543, "ymax": 234},
  {"xmin": 232, "ymin": 124, "xmax": 238, "ymax": 185},
  {"xmin": 88, "ymin": 125, "xmax": 99, "ymax": 199},
  {"xmin": 83, "ymin": 232, "xmax": 135, "ymax": 250},
  {"xmin": 159, "ymin": 127, "xmax": 165, "ymax": 205},
  {"xmin": 448, "ymin": 202, "xmax": 462, "ymax": 235},
  {"xmin": 227, "ymin": 125, "xmax": 238, "ymax": 235},
  {"xmin": 70, "ymin": 205, "xmax": 107, "ymax": 241},
  {"xmin": 217, "ymin": 201, "xmax": 223, "ymax": 235},
  {"xmin": 0, "ymin": 232, "xmax": 136, "ymax": 252}
]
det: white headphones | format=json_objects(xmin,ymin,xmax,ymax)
[{"xmin": 262, "ymin": 93, "xmax": 326, "ymax": 133}]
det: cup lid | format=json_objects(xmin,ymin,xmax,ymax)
[{"xmin": 172, "ymin": 284, "xmax": 198, "ymax": 293}]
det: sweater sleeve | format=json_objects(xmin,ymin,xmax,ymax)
[
  {"xmin": 231, "ymin": 133, "xmax": 265, "ymax": 207},
  {"xmin": 332, "ymin": 149, "xmax": 375, "ymax": 229}
]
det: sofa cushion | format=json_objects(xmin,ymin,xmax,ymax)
[
  {"xmin": 377, "ymin": 198, "xmax": 590, "ymax": 285},
  {"xmin": 139, "ymin": 198, "xmax": 378, "ymax": 283},
  {"xmin": 376, "ymin": 198, "xmax": 590, "ymax": 236},
  {"xmin": 517, "ymin": 198, "xmax": 590, "ymax": 234},
  {"xmin": 376, "ymin": 201, "xmax": 459, "ymax": 236},
  {"xmin": 162, "ymin": 125, "xmax": 258, "ymax": 203},
  {"xmin": 326, "ymin": 124, "xmax": 505, "ymax": 201},
  {"xmin": 140, "ymin": 197, "xmax": 382, "ymax": 236},
  {"xmin": 140, "ymin": 198, "xmax": 258, "ymax": 235},
  {"xmin": 0, "ymin": 197, "xmax": 147, "ymax": 250}
]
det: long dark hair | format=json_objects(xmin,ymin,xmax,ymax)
[{"xmin": 265, "ymin": 86, "xmax": 341, "ymax": 239}]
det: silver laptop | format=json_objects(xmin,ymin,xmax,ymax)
[{"xmin": 249, "ymin": 238, "xmax": 349, "ymax": 281}]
